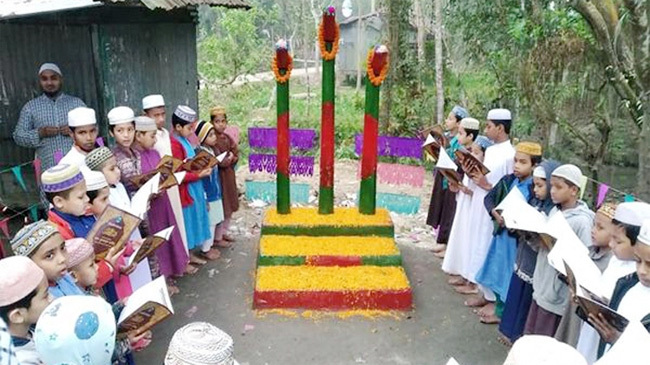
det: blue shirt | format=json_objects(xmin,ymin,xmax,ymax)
[
  {"xmin": 51, "ymin": 209, "xmax": 96, "ymax": 238},
  {"xmin": 197, "ymin": 147, "xmax": 223, "ymax": 202},
  {"xmin": 48, "ymin": 273, "xmax": 84, "ymax": 298}
]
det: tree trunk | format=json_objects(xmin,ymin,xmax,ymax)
[
  {"xmin": 355, "ymin": 11, "xmax": 364, "ymax": 92},
  {"xmin": 638, "ymin": 101, "xmax": 650, "ymax": 201},
  {"xmin": 434, "ymin": 0, "xmax": 444, "ymax": 124}
]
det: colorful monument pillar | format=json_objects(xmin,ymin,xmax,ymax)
[
  {"xmin": 318, "ymin": 6, "xmax": 339, "ymax": 215},
  {"xmin": 359, "ymin": 45, "xmax": 389, "ymax": 215},
  {"xmin": 272, "ymin": 39, "xmax": 292, "ymax": 214}
]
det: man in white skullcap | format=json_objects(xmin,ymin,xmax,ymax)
[
  {"xmin": 59, "ymin": 107, "xmax": 98, "ymax": 171},
  {"xmin": 13, "ymin": 63, "xmax": 86, "ymax": 172},
  {"xmin": 463, "ymin": 108, "xmax": 516, "ymax": 314}
]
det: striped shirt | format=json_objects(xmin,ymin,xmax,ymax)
[{"xmin": 13, "ymin": 93, "xmax": 86, "ymax": 171}]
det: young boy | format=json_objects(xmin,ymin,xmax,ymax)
[
  {"xmin": 42, "ymin": 163, "xmax": 93, "ymax": 239},
  {"xmin": 427, "ymin": 105, "xmax": 469, "ymax": 258},
  {"xmin": 476, "ymin": 141, "xmax": 542, "ymax": 324},
  {"xmin": 65, "ymin": 237, "xmax": 99, "ymax": 293},
  {"xmin": 59, "ymin": 106, "xmax": 98, "ymax": 170},
  {"xmin": 0, "ymin": 256, "xmax": 52, "ymax": 364},
  {"xmin": 10, "ymin": 220, "xmax": 83, "ymax": 297},
  {"xmin": 524, "ymin": 164, "xmax": 594, "ymax": 337},
  {"xmin": 592, "ymin": 214, "xmax": 650, "ymax": 359}
]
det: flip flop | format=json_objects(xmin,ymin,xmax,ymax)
[
  {"xmin": 184, "ymin": 264, "xmax": 199, "ymax": 275},
  {"xmin": 454, "ymin": 285, "xmax": 479, "ymax": 295},
  {"xmin": 479, "ymin": 314, "xmax": 501, "ymax": 325},
  {"xmin": 464, "ymin": 295, "xmax": 488, "ymax": 307},
  {"xmin": 447, "ymin": 276, "xmax": 465, "ymax": 286}
]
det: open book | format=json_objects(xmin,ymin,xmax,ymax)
[
  {"xmin": 117, "ymin": 276, "xmax": 174, "ymax": 336},
  {"xmin": 129, "ymin": 155, "xmax": 183, "ymax": 189},
  {"xmin": 87, "ymin": 205, "xmax": 142, "ymax": 259},
  {"xmin": 182, "ymin": 150, "xmax": 219, "ymax": 172},
  {"xmin": 455, "ymin": 148, "xmax": 490, "ymax": 177},
  {"xmin": 575, "ymin": 284, "xmax": 629, "ymax": 332},
  {"xmin": 126, "ymin": 226, "xmax": 175, "ymax": 267},
  {"xmin": 434, "ymin": 148, "xmax": 462, "ymax": 186}
]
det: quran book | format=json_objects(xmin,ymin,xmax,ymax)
[
  {"xmin": 422, "ymin": 134, "xmax": 442, "ymax": 161},
  {"xmin": 182, "ymin": 150, "xmax": 218, "ymax": 172},
  {"xmin": 563, "ymin": 259, "xmax": 605, "ymax": 302},
  {"xmin": 87, "ymin": 205, "xmax": 141, "ymax": 259},
  {"xmin": 126, "ymin": 226, "xmax": 175, "ymax": 267},
  {"xmin": 576, "ymin": 286, "xmax": 629, "ymax": 333},
  {"xmin": 129, "ymin": 156, "xmax": 182, "ymax": 189},
  {"xmin": 495, "ymin": 187, "xmax": 527, "ymax": 213},
  {"xmin": 117, "ymin": 276, "xmax": 174, "ymax": 336},
  {"xmin": 128, "ymin": 173, "xmax": 159, "ymax": 219},
  {"xmin": 434, "ymin": 148, "xmax": 462, "ymax": 186},
  {"xmin": 454, "ymin": 148, "xmax": 490, "ymax": 177}
]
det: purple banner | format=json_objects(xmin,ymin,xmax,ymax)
[
  {"xmin": 355, "ymin": 134, "xmax": 423, "ymax": 159},
  {"xmin": 248, "ymin": 127, "xmax": 316, "ymax": 150},
  {"xmin": 249, "ymin": 154, "xmax": 314, "ymax": 176}
]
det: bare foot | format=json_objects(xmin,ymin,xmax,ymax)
[
  {"xmin": 184, "ymin": 263, "xmax": 199, "ymax": 275},
  {"xmin": 223, "ymin": 234, "xmax": 235, "ymax": 242},
  {"xmin": 455, "ymin": 283, "xmax": 478, "ymax": 294},
  {"xmin": 464, "ymin": 294, "xmax": 489, "ymax": 307},
  {"xmin": 213, "ymin": 239, "xmax": 232, "ymax": 248},
  {"xmin": 198, "ymin": 249, "xmax": 221, "ymax": 261},
  {"xmin": 433, "ymin": 249, "xmax": 446, "ymax": 258},
  {"xmin": 167, "ymin": 282, "xmax": 180, "ymax": 296},
  {"xmin": 431, "ymin": 243, "xmax": 446, "ymax": 253},
  {"xmin": 447, "ymin": 275, "xmax": 466, "ymax": 286},
  {"xmin": 480, "ymin": 314, "xmax": 501, "ymax": 324},
  {"xmin": 190, "ymin": 254, "xmax": 207, "ymax": 265},
  {"xmin": 497, "ymin": 334, "xmax": 512, "ymax": 347},
  {"xmin": 477, "ymin": 302, "xmax": 495, "ymax": 317}
]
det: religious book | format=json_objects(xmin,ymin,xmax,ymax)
[
  {"xmin": 129, "ymin": 155, "xmax": 183, "ymax": 189},
  {"xmin": 182, "ymin": 150, "xmax": 218, "ymax": 172},
  {"xmin": 563, "ymin": 259, "xmax": 606, "ymax": 302},
  {"xmin": 454, "ymin": 148, "xmax": 490, "ymax": 177},
  {"xmin": 575, "ymin": 284, "xmax": 629, "ymax": 333},
  {"xmin": 87, "ymin": 205, "xmax": 142, "ymax": 259},
  {"xmin": 126, "ymin": 226, "xmax": 175, "ymax": 268},
  {"xmin": 547, "ymin": 225, "xmax": 591, "ymax": 276},
  {"xmin": 117, "ymin": 276, "xmax": 174, "ymax": 336},
  {"xmin": 434, "ymin": 148, "xmax": 462, "ymax": 186},
  {"xmin": 126, "ymin": 173, "xmax": 160, "ymax": 219}
]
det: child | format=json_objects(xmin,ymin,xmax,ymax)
[
  {"xmin": 524, "ymin": 164, "xmax": 594, "ymax": 337},
  {"xmin": 463, "ymin": 109, "xmax": 515, "ymax": 311},
  {"xmin": 592, "ymin": 214, "xmax": 650, "ymax": 359},
  {"xmin": 194, "ymin": 120, "xmax": 226, "ymax": 256},
  {"xmin": 42, "ymin": 163, "xmax": 93, "ymax": 239},
  {"xmin": 35, "ymin": 295, "xmax": 116, "ymax": 365},
  {"xmin": 0, "ymin": 256, "xmax": 52, "ymax": 364},
  {"xmin": 143, "ymin": 94, "xmax": 189, "ymax": 258},
  {"xmin": 555, "ymin": 203, "xmax": 616, "ymax": 347},
  {"xmin": 59, "ymin": 107, "xmax": 98, "ymax": 170},
  {"xmin": 171, "ymin": 106, "xmax": 213, "ymax": 266},
  {"xmin": 10, "ymin": 220, "xmax": 83, "ymax": 297},
  {"xmin": 426, "ymin": 105, "xmax": 469, "ymax": 258},
  {"xmin": 132, "ymin": 115, "xmax": 191, "ymax": 285},
  {"xmin": 210, "ymin": 106, "xmax": 240, "ymax": 244},
  {"xmin": 442, "ymin": 117, "xmax": 480, "ymax": 284},
  {"xmin": 109, "ymin": 106, "xmax": 141, "ymax": 194},
  {"xmin": 475, "ymin": 141, "xmax": 542, "ymax": 324},
  {"xmin": 65, "ymin": 238, "xmax": 100, "ymax": 294},
  {"xmin": 499, "ymin": 160, "xmax": 559, "ymax": 344}
]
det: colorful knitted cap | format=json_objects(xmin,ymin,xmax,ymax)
[
  {"xmin": 85, "ymin": 147, "xmax": 114, "ymax": 171},
  {"xmin": 41, "ymin": 163, "xmax": 83, "ymax": 193},
  {"xmin": 11, "ymin": 220, "xmax": 59, "ymax": 257}
]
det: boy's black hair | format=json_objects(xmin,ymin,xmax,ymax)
[
  {"xmin": 171, "ymin": 114, "xmax": 190, "ymax": 128},
  {"xmin": 0, "ymin": 288, "xmax": 38, "ymax": 324},
  {"xmin": 491, "ymin": 119, "xmax": 512, "ymax": 134},
  {"xmin": 466, "ymin": 128, "xmax": 479, "ymax": 142},
  {"xmin": 210, "ymin": 113, "xmax": 228, "ymax": 122},
  {"xmin": 44, "ymin": 187, "xmax": 75, "ymax": 204},
  {"xmin": 612, "ymin": 220, "xmax": 642, "ymax": 245},
  {"xmin": 531, "ymin": 155, "xmax": 542, "ymax": 166},
  {"xmin": 108, "ymin": 121, "xmax": 135, "ymax": 133},
  {"xmin": 86, "ymin": 189, "xmax": 100, "ymax": 204}
]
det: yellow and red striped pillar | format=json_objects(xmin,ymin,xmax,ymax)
[
  {"xmin": 359, "ymin": 46, "xmax": 390, "ymax": 215},
  {"xmin": 318, "ymin": 6, "xmax": 339, "ymax": 215},
  {"xmin": 272, "ymin": 39, "xmax": 293, "ymax": 214}
]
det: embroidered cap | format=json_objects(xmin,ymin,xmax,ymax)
[
  {"xmin": 474, "ymin": 135, "xmax": 493, "ymax": 150},
  {"xmin": 68, "ymin": 107, "xmax": 96, "ymax": 127},
  {"xmin": 551, "ymin": 164, "xmax": 582, "ymax": 189},
  {"xmin": 164, "ymin": 322, "xmax": 238, "ymax": 365},
  {"xmin": 0, "ymin": 256, "xmax": 46, "ymax": 306},
  {"xmin": 487, "ymin": 108, "xmax": 512, "ymax": 121},
  {"xmin": 613, "ymin": 202, "xmax": 650, "ymax": 226},
  {"xmin": 82, "ymin": 170, "xmax": 108, "ymax": 192},
  {"xmin": 41, "ymin": 163, "xmax": 84, "ymax": 193},
  {"xmin": 174, "ymin": 105, "xmax": 197, "ymax": 124},
  {"xmin": 194, "ymin": 121, "xmax": 215, "ymax": 144},
  {"xmin": 452, "ymin": 105, "xmax": 469, "ymax": 120},
  {"xmin": 107, "ymin": 106, "xmax": 135, "ymax": 125},
  {"xmin": 142, "ymin": 94, "xmax": 165, "ymax": 110},
  {"xmin": 35, "ymin": 295, "xmax": 116, "ymax": 365},
  {"xmin": 460, "ymin": 117, "xmax": 480, "ymax": 131},
  {"xmin": 597, "ymin": 202, "xmax": 617, "ymax": 220},
  {"xmin": 210, "ymin": 106, "xmax": 227, "ymax": 117},
  {"xmin": 65, "ymin": 238, "xmax": 95, "ymax": 269},
  {"xmin": 516, "ymin": 141, "xmax": 543, "ymax": 157},
  {"xmin": 39, "ymin": 63, "xmax": 62, "ymax": 76},
  {"xmin": 85, "ymin": 147, "xmax": 114, "ymax": 171},
  {"xmin": 135, "ymin": 116, "xmax": 157, "ymax": 132},
  {"xmin": 10, "ymin": 220, "xmax": 59, "ymax": 257}
]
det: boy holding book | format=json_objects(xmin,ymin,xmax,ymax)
[{"xmin": 0, "ymin": 256, "xmax": 52, "ymax": 364}]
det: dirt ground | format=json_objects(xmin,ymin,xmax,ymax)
[{"xmin": 135, "ymin": 161, "xmax": 509, "ymax": 365}]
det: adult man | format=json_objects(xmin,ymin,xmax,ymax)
[{"xmin": 13, "ymin": 63, "xmax": 86, "ymax": 171}]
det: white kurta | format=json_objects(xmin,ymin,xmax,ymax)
[
  {"xmin": 154, "ymin": 128, "xmax": 189, "ymax": 253},
  {"xmin": 576, "ymin": 256, "xmax": 637, "ymax": 363},
  {"xmin": 442, "ymin": 175, "xmax": 479, "ymax": 278},
  {"xmin": 109, "ymin": 182, "xmax": 152, "ymax": 291},
  {"xmin": 59, "ymin": 145, "xmax": 89, "ymax": 172}
]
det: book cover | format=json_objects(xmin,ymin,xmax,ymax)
[
  {"xmin": 117, "ymin": 277, "xmax": 174, "ymax": 336},
  {"xmin": 455, "ymin": 148, "xmax": 490, "ymax": 177},
  {"xmin": 87, "ymin": 205, "xmax": 141, "ymax": 259},
  {"xmin": 126, "ymin": 226, "xmax": 175, "ymax": 267},
  {"xmin": 182, "ymin": 150, "xmax": 218, "ymax": 172}
]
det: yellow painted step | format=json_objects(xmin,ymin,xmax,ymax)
[
  {"xmin": 260, "ymin": 236, "xmax": 399, "ymax": 257},
  {"xmin": 264, "ymin": 207, "xmax": 392, "ymax": 227},
  {"xmin": 255, "ymin": 266, "xmax": 410, "ymax": 291}
]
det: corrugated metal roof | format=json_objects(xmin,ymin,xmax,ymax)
[{"xmin": 0, "ymin": 0, "xmax": 249, "ymax": 19}]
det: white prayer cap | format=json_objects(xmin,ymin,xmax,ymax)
[
  {"xmin": 38, "ymin": 62, "xmax": 62, "ymax": 76},
  {"xmin": 142, "ymin": 94, "xmax": 165, "ymax": 110},
  {"xmin": 613, "ymin": 202, "xmax": 650, "ymax": 226},
  {"xmin": 107, "ymin": 106, "xmax": 135, "ymax": 125},
  {"xmin": 174, "ymin": 105, "xmax": 197, "ymax": 124},
  {"xmin": 82, "ymin": 170, "xmax": 108, "ymax": 192},
  {"xmin": 638, "ymin": 219, "xmax": 650, "ymax": 246},
  {"xmin": 164, "ymin": 322, "xmax": 238, "ymax": 365},
  {"xmin": 503, "ymin": 335, "xmax": 587, "ymax": 365},
  {"xmin": 533, "ymin": 166, "xmax": 546, "ymax": 179},
  {"xmin": 68, "ymin": 107, "xmax": 97, "ymax": 127},
  {"xmin": 460, "ymin": 117, "xmax": 480, "ymax": 130},
  {"xmin": 551, "ymin": 164, "xmax": 582, "ymax": 188},
  {"xmin": 487, "ymin": 108, "xmax": 512, "ymax": 121},
  {"xmin": 135, "ymin": 116, "xmax": 157, "ymax": 132}
]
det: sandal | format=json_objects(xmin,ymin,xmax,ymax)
[
  {"xmin": 479, "ymin": 314, "xmax": 501, "ymax": 325},
  {"xmin": 190, "ymin": 254, "xmax": 207, "ymax": 265},
  {"xmin": 464, "ymin": 295, "xmax": 489, "ymax": 307},
  {"xmin": 198, "ymin": 248, "xmax": 220, "ymax": 261},
  {"xmin": 213, "ymin": 239, "xmax": 232, "ymax": 248},
  {"xmin": 184, "ymin": 264, "xmax": 199, "ymax": 275},
  {"xmin": 447, "ymin": 276, "xmax": 465, "ymax": 286}
]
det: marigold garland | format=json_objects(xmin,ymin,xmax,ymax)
[
  {"xmin": 264, "ymin": 207, "xmax": 392, "ymax": 227},
  {"xmin": 318, "ymin": 21, "xmax": 340, "ymax": 60},
  {"xmin": 271, "ymin": 53, "xmax": 293, "ymax": 84},
  {"xmin": 367, "ymin": 50, "xmax": 390, "ymax": 86}
]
